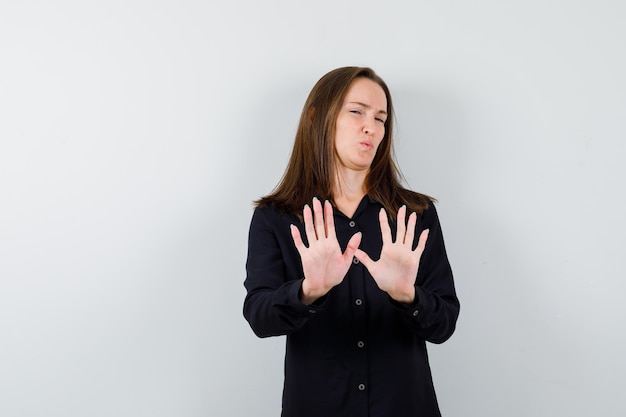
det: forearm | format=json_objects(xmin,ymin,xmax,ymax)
[
  {"xmin": 398, "ymin": 202, "xmax": 459, "ymax": 343},
  {"xmin": 411, "ymin": 286, "xmax": 460, "ymax": 344},
  {"xmin": 244, "ymin": 279, "xmax": 317, "ymax": 338}
]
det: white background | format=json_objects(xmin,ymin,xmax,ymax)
[{"xmin": 1, "ymin": 1, "xmax": 625, "ymax": 416}]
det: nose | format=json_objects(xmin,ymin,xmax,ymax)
[{"xmin": 363, "ymin": 117, "xmax": 379, "ymax": 135}]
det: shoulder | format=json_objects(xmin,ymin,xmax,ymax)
[
  {"xmin": 399, "ymin": 188, "xmax": 435, "ymax": 216},
  {"xmin": 404, "ymin": 189, "xmax": 434, "ymax": 204},
  {"xmin": 415, "ymin": 197, "xmax": 447, "ymax": 236},
  {"xmin": 250, "ymin": 203, "xmax": 298, "ymax": 229}
]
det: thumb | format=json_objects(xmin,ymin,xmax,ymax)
[
  {"xmin": 354, "ymin": 248, "xmax": 374, "ymax": 269},
  {"xmin": 344, "ymin": 232, "xmax": 362, "ymax": 259}
]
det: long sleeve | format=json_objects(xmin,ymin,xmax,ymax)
[
  {"xmin": 243, "ymin": 197, "xmax": 459, "ymax": 417},
  {"xmin": 243, "ymin": 206, "xmax": 323, "ymax": 337},
  {"xmin": 390, "ymin": 202, "xmax": 460, "ymax": 344}
]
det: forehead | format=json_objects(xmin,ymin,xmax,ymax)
[{"xmin": 343, "ymin": 78, "xmax": 387, "ymax": 110}]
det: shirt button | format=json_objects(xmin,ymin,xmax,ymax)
[
  {"xmin": 352, "ymin": 257, "xmax": 359, "ymax": 264},
  {"xmin": 358, "ymin": 383, "xmax": 366, "ymax": 391},
  {"xmin": 412, "ymin": 309, "xmax": 419, "ymax": 317},
  {"xmin": 349, "ymin": 220, "xmax": 356, "ymax": 227},
  {"xmin": 355, "ymin": 298, "xmax": 363, "ymax": 306},
  {"xmin": 357, "ymin": 341, "xmax": 365, "ymax": 348},
  {"xmin": 309, "ymin": 309, "xmax": 316, "ymax": 314}
]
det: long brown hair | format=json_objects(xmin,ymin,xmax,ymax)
[{"xmin": 256, "ymin": 66, "xmax": 431, "ymax": 218}]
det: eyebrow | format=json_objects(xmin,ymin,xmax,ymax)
[{"xmin": 348, "ymin": 101, "xmax": 388, "ymax": 115}]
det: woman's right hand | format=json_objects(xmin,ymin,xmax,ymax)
[{"xmin": 290, "ymin": 198, "xmax": 362, "ymax": 305}]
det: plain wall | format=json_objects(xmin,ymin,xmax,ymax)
[{"xmin": 1, "ymin": 1, "xmax": 625, "ymax": 416}]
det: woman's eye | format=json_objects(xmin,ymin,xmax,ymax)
[
  {"xmin": 350, "ymin": 110, "xmax": 362, "ymax": 115},
  {"xmin": 376, "ymin": 118, "xmax": 386, "ymax": 123}
]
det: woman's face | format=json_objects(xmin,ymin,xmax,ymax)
[{"xmin": 334, "ymin": 77, "xmax": 388, "ymax": 173}]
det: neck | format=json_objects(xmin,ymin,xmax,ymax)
[{"xmin": 332, "ymin": 168, "xmax": 368, "ymax": 217}]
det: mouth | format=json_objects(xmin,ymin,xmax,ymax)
[{"xmin": 360, "ymin": 140, "xmax": 373, "ymax": 150}]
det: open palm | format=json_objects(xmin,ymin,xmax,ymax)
[
  {"xmin": 355, "ymin": 205, "xmax": 429, "ymax": 303},
  {"xmin": 291, "ymin": 198, "xmax": 362, "ymax": 304}
]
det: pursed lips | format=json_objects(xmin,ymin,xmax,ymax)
[{"xmin": 360, "ymin": 140, "xmax": 373, "ymax": 150}]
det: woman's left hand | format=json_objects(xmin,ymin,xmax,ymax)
[{"xmin": 355, "ymin": 205, "xmax": 429, "ymax": 304}]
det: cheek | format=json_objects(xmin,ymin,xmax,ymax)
[
  {"xmin": 376, "ymin": 125, "xmax": 385, "ymax": 140},
  {"xmin": 374, "ymin": 134, "xmax": 385, "ymax": 150}
]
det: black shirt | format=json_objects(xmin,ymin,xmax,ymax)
[{"xmin": 244, "ymin": 196, "xmax": 459, "ymax": 417}]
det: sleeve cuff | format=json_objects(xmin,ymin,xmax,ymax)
[
  {"xmin": 288, "ymin": 278, "xmax": 328, "ymax": 316},
  {"xmin": 388, "ymin": 286, "xmax": 422, "ymax": 319}
]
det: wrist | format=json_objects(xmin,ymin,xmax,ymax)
[
  {"xmin": 300, "ymin": 278, "xmax": 329, "ymax": 305},
  {"xmin": 389, "ymin": 285, "xmax": 415, "ymax": 305}
]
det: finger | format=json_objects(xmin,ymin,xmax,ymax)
[
  {"xmin": 396, "ymin": 205, "xmax": 407, "ymax": 244},
  {"xmin": 415, "ymin": 229, "xmax": 429, "ymax": 254},
  {"xmin": 354, "ymin": 248, "xmax": 374, "ymax": 270},
  {"xmin": 405, "ymin": 211, "xmax": 417, "ymax": 247},
  {"xmin": 379, "ymin": 208, "xmax": 392, "ymax": 246},
  {"xmin": 290, "ymin": 224, "xmax": 306, "ymax": 252},
  {"xmin": 303, "ymin": 204, "xmax": 316, "ymax": 242},
  {"xmin": 324, "ymin": 200, "xmax": 337, "ymax": 240},
  {"xmin": 312, "ymin": 197, "xmax": 325, "ymax": 239},
  {"xmin": 344, "ymin": 231, "xmax": 362, "ymax": 259}
]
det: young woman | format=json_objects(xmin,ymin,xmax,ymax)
[{"xmin": 244, "ymin": 66, "xmax": 460, "ymax": 417}]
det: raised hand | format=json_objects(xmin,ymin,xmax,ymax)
[
  {"xmin": 355, "ymin": 205, "xmax": 429, "ymax": 304},
  {"xmin": 291, "ymin": 198, "xmax": 362, "ymax": 305}
]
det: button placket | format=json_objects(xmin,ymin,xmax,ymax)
[{"xmin": 346, "ymin": 226, "xmax": 368, "ymax": 400}]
